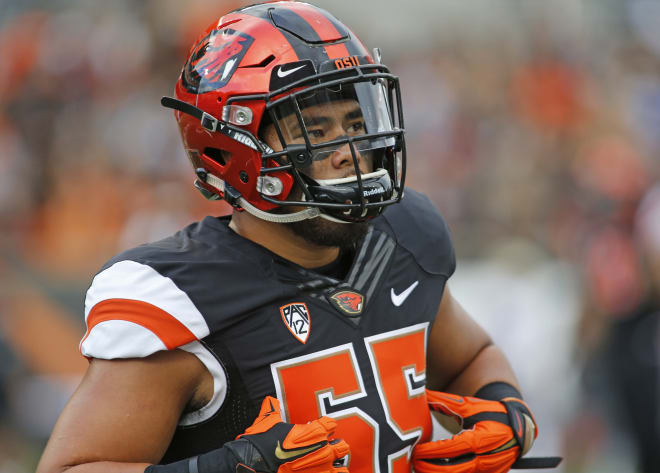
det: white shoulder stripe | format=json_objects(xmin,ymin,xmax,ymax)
[
  {"xmin": 81, "ymin": 320, "xmax": 167, "ymax": 358},
  {"xmin": 85, "ymin": 260, "xmax": 210, "ymax": 339}
]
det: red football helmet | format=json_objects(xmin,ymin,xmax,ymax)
[{"xmin": 163, "ymin": 1, "xmax": 406, "ymax": 223}]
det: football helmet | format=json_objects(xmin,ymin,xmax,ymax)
[{"xmin": 162, "ymin": 1, "xmax": 406, "ymax": 223}]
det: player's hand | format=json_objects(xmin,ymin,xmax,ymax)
[
  {"xmin": 224, "ymin": 396, "xmax": 349, "ymax": 473},
  {"xmin": 412, "ymin": 390, "xmax": 537, "ymax": 473}
]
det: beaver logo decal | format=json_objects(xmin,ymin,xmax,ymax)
[
  {"xmin": 182, "ymin": 28, "xmax": 254, "ymax": 94},
  {"xmin": 329, "ymin": 290, "xmax": 365, "ymax": 316}
]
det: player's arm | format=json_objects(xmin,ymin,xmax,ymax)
[
  {"xmin": 38, "ymin": 351, "xmax": 350, "ymax": 473},
  {"xmin": 36, "ymin": 348, "xmax": 210, "ymax": 473},
  {"xmin": 426, "ymin": 284, "xmax": 518, "ymax": 395}
]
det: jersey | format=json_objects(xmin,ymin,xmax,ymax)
[{"xmin": 80, "ymin": 188, "xmax": 456, "ymax": 473}]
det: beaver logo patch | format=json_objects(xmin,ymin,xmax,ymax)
[{"xmin": 329, "ymin": 290, "xmax": 365, "ymax": 316}]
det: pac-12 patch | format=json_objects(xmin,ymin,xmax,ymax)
[
  {"xmin": 328, "ymin": 290, "xmax": 365, "ymax": 316},
  {"xmin": 280, "ymin": 302, "xmax": 310, "ymax": 344}
]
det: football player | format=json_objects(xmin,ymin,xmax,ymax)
[{"xmin": 37, "ymin": 3, "xmax": 553, "ymax": 473}]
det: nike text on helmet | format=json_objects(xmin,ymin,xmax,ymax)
[{"xmin": 162, "ymin": 1, "xmax": 406, "ymax": 223}]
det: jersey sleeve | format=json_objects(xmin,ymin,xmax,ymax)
[{"xmin": 79, "ymin": 259, "xmax": 211, "ymax": 359}]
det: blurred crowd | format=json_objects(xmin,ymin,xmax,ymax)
[{"xmin": 0, "ymin": 1, "xmax": 658, "ymax": 472}]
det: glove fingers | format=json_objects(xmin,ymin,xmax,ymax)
[
  {"xmin": 315, "ymin": 416, "xmax": 339, "ymax": 436},
  {"xmin": 425, "ymin": 392, "xmax": 467, "ymax": 418},
  {"xmin": 413, "ymin": 423, "xmax": 514, "ymax": 459},
  {"xmin": 240, "ymin": 396, "xmax": 283, "ymax": 437},
  {"xmin": 283, "ymin": 417, "xmax": 339, "ymax": 449},
  {"xmin": 478, "ymin": 449, "xmax": 519, "ymax": 473},
  {"xmin": 413, "ymin": 456, "xmax": 477, "ymax": 473},
  {"xmin": 329, "ymin": 438, "xmax": 350, "ymax": 460},
  {"xmin": 427, "ymin": 391, "xmax": 507, "ymax": 419},
  {"xmin": 414, "ymin": 436, "xmax": 474, "ymax": 460},
  {"xmin": 257, "ymin": 396, "xmax": 282, "ymax": 417}
]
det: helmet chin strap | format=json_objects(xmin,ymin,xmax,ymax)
[
  {"xmin": 204, "ymin": 172, "xmax": 321, "ymax": 223},
  {"xmin": 205, "ymin": 171, "xmax": 387, "ymax": 225}
]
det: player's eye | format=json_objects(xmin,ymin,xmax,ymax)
[
  {"xmin": 309, "ymin": 129, "xmax": 325, "ymax": 139},
  {"xmin": 347, "ymin": 121, "xmax": 365, "ymax": 135}
]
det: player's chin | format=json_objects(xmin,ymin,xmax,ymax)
[{"xmin": 287, "ymin": 216, "xmax": 369, "ymax": 250}]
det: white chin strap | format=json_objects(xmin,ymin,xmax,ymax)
[
  {"xmin": 205, "ymin": 173, "xmax": 320, "ymax": 223},
  {"xmin": 205, "ymin": 169, "xmax": 387, "ymax": 224}
]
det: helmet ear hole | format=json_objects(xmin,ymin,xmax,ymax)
[{"xmin": 203, "ymin": 147, "xmax": 229, "ymax": 166}]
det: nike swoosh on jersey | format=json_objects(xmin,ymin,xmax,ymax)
[
  {"xmin": 390, "ymin": 281, "xmax": 419, "ymax": 306},
  {"xmin": 277, "ymin": 65, "xmax": 306, "ymax": 78},
  {"xmin": 274, "ymin": 441, "xmax": 318, "ymax": 460}
]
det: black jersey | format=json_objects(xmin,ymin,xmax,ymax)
[{"xmin": 80, "ymin": 189, "xmax": 455, "ymax": 473}]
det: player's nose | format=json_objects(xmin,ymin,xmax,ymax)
[
  {"xmin": 330, "ymin": 145, "xmax": 357, "ymax": 170},
  {"xmin": 329, "ymin": 138, "xmax": 362, "ymax": 171}
]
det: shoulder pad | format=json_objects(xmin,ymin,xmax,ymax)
[{"xmin": 373, "ymin": 188, "xmax": 456, "ymax": 277}]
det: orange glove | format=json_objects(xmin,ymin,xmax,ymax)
[
  {"xmin": 229, "ymin": 396, "xmax": 349, "ymax": 473},
  {"xmin": 412, "ymin": 390, "xmax": 537, "ymax": 473}
]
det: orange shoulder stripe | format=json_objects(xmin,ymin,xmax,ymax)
[{"xmin": 82, "ymin": 299, "xmax": 198, "ymax": 350}]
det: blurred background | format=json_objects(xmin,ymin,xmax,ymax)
[{"xmin": 0, "ymin": 0, "xmax": 659, "ymax": 472}]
